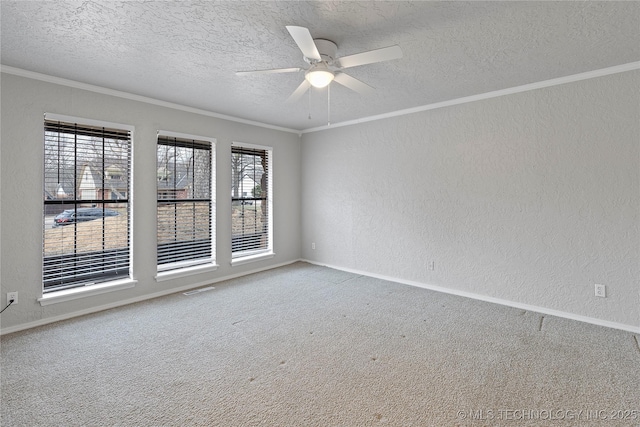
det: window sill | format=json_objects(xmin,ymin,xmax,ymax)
[
  {"xmin": 38, "ymin": 278, "xmax": 137, "ymax": 306},
  {"xmin": 231, "ymin": 251, "xmax": 275, "ymax": 267},
  {"xmin": 155, "ymin": 263, "xmax": 219, "ymax": 282}
]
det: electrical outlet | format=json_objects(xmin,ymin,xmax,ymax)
[
  {"xmin": 594, "ymin": 284, "xmax": 606, "ymax": 298},
  {"xmin": 311, "ymin": 242, "xmax": 316, "ymax": 250},
  {"xmin": 7, "ymin": 292, "xmax": 18, "ymax": 305}
]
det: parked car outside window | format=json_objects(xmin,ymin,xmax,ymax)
[{"xmin": 53, "ymin": 208, "xmax": 119, "ymax": 226}]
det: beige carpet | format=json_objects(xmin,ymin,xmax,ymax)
[{"xmin": 1, "ymin": 262, "xmax": 639, "ymax": 426}]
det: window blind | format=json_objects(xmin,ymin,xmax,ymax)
[
  {"xmin": 157, "ymin": 135, "xmax": 213, "ymax": 271},
  {"xmin": 231, "ymin": 145, "xmax": 271, "ymax": 258},
  {"xmin": 43, "ymin": 118, "xmax": 131, "ymax": 292}
]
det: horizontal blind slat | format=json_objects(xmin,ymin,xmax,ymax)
[
  {"xmin": 43, "ymin": 118, "xmax": 131, "ymax": 293},
  {"xmin": 231, "ymin": 145, "xmax": 270, "ymax": 259},
  {"xmin": 157, "ymin": 135, "xmax": 213, "ymax": 269}
]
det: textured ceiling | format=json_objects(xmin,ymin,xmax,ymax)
[{"xmin": 2, "ymin": 1, "xmax": 639, "ymax": 131}]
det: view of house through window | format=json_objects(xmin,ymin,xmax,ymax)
[
  {"xmin": 157, "ymin": 133, "xmax": 214, "ymax": 272},
  {"xmin": 43, "ymin": 116, "xmax": 131, "ymax": 292},
  {"xmin": 231, "ymin": 143, "xmax": 272, "ymax": 259}
]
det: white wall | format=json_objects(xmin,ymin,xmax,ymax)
[
  {"xmin": 301, "ymin": 70, "xmax": 639, "ymax": 330},
  {"xmin": 0, "ymin": 73, "xmax": 301, "ymax": 333},
  {"xmin": 2, "ymin": 69, "xmax": 638, "ymax": 334}
]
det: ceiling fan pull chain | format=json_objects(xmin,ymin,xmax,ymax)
[
  {"xmin": 308, "ymin": 88, "xmax": 312, "ymax": 120},
  {"xmin": 327, "ymin": 85, "xmax": 331, "ymax": 126}
]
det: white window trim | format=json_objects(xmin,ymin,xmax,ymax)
[
  {"xmin": 158, "ymin": 130, "xmax": 216, "ymax": 145},
  {"xmin": 38, "ymin": 278, "xmax": 137, "ymax": 306},
  {"xmin": 231, "ymin": 141, "xmax": 273, "ymax": 151},
  {"xmin": 156, "ymin": 130, "xmax": 216, "ymax": 273},
  {"xmin": 42, "ymin": 113, "xmax": 135, "ymax": 299},
  {"xmin": 230, "ymin": 251, "xmax": 275, "ymax": 267},
  {"xmin": 231, "ymin": 141, "xmax": 273, "ymax": 264},
  {"xmin": 157, "ymin": 257, "xmax": 215, "ymax": 273},
  {"xmin": 156, "ymin": 262, "xmax": 219, "ymax": 282},
  {"xmin": 45, "ymin": 113, "xmax": 135, "ymax": 134}
]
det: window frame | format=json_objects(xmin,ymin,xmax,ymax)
[
  {"xmin": 41, "ymin": 113, "xmax": 135, "ymax": 302},
  {"xmin": 155, "ymin": 130, "xmax": 217, "ymax": 280},
  {"xmin": 231, "ymin": 142, "xmax": 274, "ymax": 265}
]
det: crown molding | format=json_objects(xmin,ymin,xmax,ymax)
[
  {"xmin": 3, "ymin": 61, "xmax": 639, "ymax": 135},
  {"xmin": 301, "ymin": 61, "xmax": 640, "ymax": 133},
  {"xmin": 0, "ymin": 65, "xmax": 300, "ymax": 134}
]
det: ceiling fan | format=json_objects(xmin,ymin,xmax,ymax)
[{"xmin": 236, "ymin": 26, "xmax": 403, "ymax": 103}]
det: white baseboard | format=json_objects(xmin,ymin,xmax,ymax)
[
  {"xmin": 301, "ymin": 259, "xmax": 640, "ymax": 334},
  {"xmin": 0, "ymin": 259, "xmax": 302, "ymax": 336},
  {"xmin": 4, "ymin": 259, "xmax": 637, "ymax": 335}
]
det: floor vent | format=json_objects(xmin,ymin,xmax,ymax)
[{"xmin": 183, "ymin": 286, "xmax": 215, "ymax": 296}]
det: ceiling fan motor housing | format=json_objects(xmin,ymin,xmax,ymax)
[
  {"xmin": 311, "ymin": 39, "xmax": 338, "ymax": 63},
  {"xmin": 237, "ymin": 26, "xmax": 402, "ymax": 102}
]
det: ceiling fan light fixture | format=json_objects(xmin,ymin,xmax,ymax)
[{"xmin": 305, "ymin": 65, "xmax": 334, "ymax": 88}]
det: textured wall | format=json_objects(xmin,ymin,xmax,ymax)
[
  {"xmin": 0, "ymin": 73, "xmax": 301, "ymax": 332},
  {"xmin": 301, "ymin": 71, "xmax": 639, "ymax": 329},
  {"xmin": 2, "ymin": 2, "xmax": 639, "ymax": 130}
]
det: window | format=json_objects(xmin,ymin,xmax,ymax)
[
  {"xmin": 43, "ymin": 115, "xmax": 132, "ymax": 293},
  {"xmin": 231, "ymin": 143, "xmax": 273, "ymax": 261},
  {"xmin": 157, "ymin": 132, "xmax": 215, "ymax": 273}
]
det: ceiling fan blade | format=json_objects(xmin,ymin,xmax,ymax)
[
  {"xmin": 236, "ymin": 67, "xmax": 302, "ymax": 76},
  {"xmin": 286, "ymin": 80, "xmax": 311, "ymax": 103},
  {"xmin": 333, "ymin": 72, "xmax": 374, "ymax": 95},
  {"xmin": 336, "ymin": 45, "xmax": 403, "ymax": 69},
  {"xmin": 286, "ymin": 26, "xmax": 321, "ymax": 61}
]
